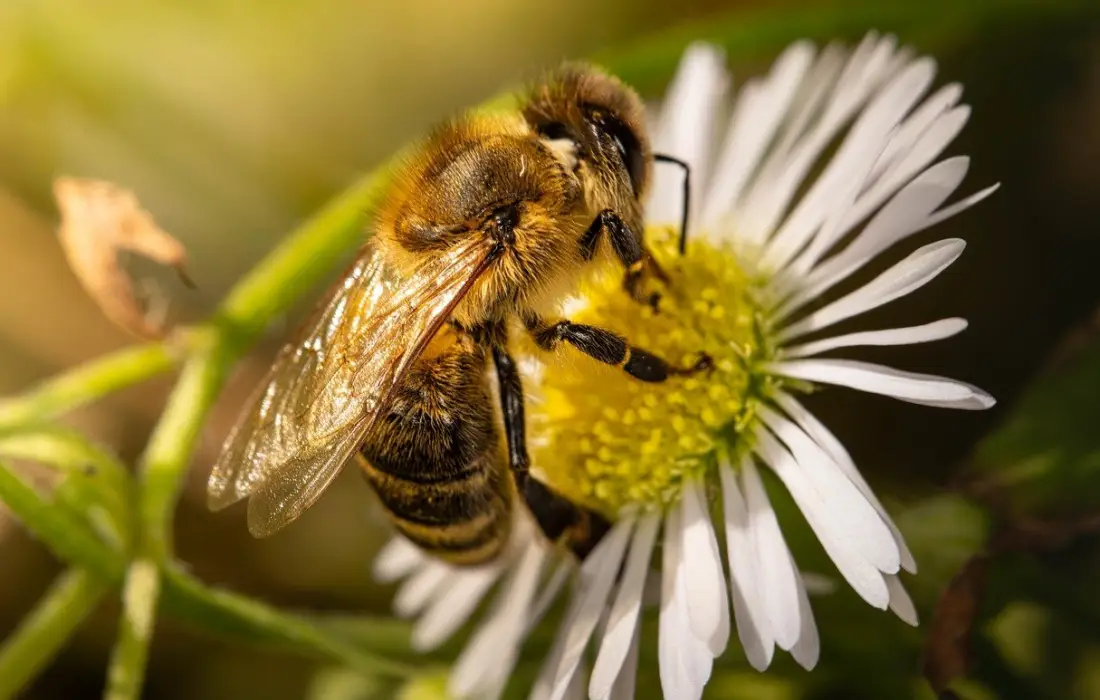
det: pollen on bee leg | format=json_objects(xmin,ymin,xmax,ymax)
[{"xmin": 527, "ymin": 227, "xmax": 775, "ymax": 518}]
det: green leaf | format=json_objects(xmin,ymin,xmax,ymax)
[{"xmin": 970, "ymin": 335, "xmax": 1100, "ymax": 518}]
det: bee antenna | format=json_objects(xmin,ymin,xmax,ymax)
[{"xmin": 654, "ymin": 154, "xmax": 691, "ymax": 255}]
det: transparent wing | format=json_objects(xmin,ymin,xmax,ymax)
[{"xmin": 207, "ymin": 237, "xmax": 495, "ymax": 537}]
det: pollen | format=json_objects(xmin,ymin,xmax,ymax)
[{"xmin": 528, "ymin": 227, "xmax": 780, "ymax": 518}]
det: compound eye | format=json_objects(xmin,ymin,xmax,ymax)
[
  {"xmin": 537, "ymin": 122, "xmax": 572, "ymax": 141},
  {"xmin": 584, "ymin": 107, "xmax": 645, "ymax": 195}
]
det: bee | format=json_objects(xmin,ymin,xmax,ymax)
[{"xmin": 207, "ymin": 64, "xmax": 708, "ymax": 565}]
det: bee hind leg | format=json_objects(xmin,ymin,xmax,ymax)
[{"xmin": 492, "ymin": 343, "xmax": 610, "ymax": 559}]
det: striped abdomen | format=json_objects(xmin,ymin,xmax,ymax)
[{"xmin": 358, "ymin": 338, "xmax": 513, "ymax": 566}]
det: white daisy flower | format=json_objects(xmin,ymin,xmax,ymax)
[{"xmin": 372, "ymin": 32, "xmax": 997, "ymax": 700}]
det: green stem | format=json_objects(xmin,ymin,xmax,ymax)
[
  {"xmin": 215, "ymin": 165, "xmax": 396, "ymax": 347},
  {"xmin": 0, "ymin": 470, "xmax": 409, "ymax": 678},
  {"xmin": 160, "ymin": 566, "xmax": 414, "ymax": 678},
  {"xmin": 0, "ymin": 460, "xmax": 121, "ymax": 579},
  {"xmin": 104, "ymin": 560, "xmax": 160, "ymax": 700},
  {"xmin": 0, "ymin": 426, "xmax": 134, "ymax": 549},
  {"xmin": 137, "ymin": 333, "xmax": 228, "ymax": 561},
  {"xmin": 0, "ymin": 343, "xmax": 177, "ymax": 429},
  {"xmin": 0, "ymin": 568, "xmax": 108, "ymax": 700},
  {"xmin": 107, "ymin": 333, "xmax": 231, "ymax": 700}
]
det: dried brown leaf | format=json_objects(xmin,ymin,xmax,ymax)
[{"xmin": 53, "ymin": 177, "xmax": 193, "ymax": 339}]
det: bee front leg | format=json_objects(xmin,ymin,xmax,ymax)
[
  {"xmin": 579, "ymin": 209, "xmax": 667, "ymax": 310},
  {"xmin": 526, "ymin": 315, "xmax": 712, "ymax": 383},
  {"xmin": 491, "ymin": 342, "xmax": 610, "ymax": 560}
]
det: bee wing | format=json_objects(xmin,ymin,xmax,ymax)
[{"xmin": 207, "ymin": 236, "xmax": 497, "ymax": 537}]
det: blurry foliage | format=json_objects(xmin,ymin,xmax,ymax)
[{"xmin": 0, "ymin": 0, "xmax": 1099, "ymax": 699}]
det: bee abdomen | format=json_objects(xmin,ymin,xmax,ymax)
[{"xmin": 359, "ymin": 452, "xmax": 512, "ymax": 566}]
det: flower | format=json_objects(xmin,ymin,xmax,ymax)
[
  {"xmin": 372, "ymin": 32, "xmax": 997, "ymax": 700},
  {"xmin": 526, "ymin": 33, "xmax": 997, "ymax": 699}
]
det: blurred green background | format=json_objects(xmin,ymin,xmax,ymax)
[{"xmin": 2, "ymin": 0, "xmax": 1100, "ymax": 698}]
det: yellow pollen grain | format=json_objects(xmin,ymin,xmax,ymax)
[{"xmin": 528, "ymin": 227, "xmax": 771, "ymax": 517}]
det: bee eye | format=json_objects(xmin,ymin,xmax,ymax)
[
  {"xmin": 537, "ymin": 122, "xmax": 571, "ymax": 141},
  {"xmin": 583, "ymin": 106, "xmax": 645, "ymax": 196}
]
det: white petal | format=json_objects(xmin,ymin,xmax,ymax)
[
  {"xmin": 869, "ymin": 82, "xmax": 963, "ymax": 183},
  {"xmin": 528, "ymin": 559, "xmax": 573, "ymax": 632},
  {"xmin": 886, "ymin": 574, "xmax": 919, "ymax": 626},
  {"xmin": 608, "ymin": 623, "xmax": 641, "ymax": 700},
  {"xmin": 648, "ymin": 43, "xmax": 729, "ymax": 232},
  {"xmin": 753, "ymin": 427, "xmax": 890, "ymax": 608},
  {"xmin": 923, "ymin": 182, "xmax": 1000, "ymax": 230},
  {"xmin": 719, "ymin": 460, "xmax": 775, "ymax": 670},
  {"xmin": 789, "ymin": 561, "xmax": 821, "ymax": 670},
  {"xmin": 659, "ymin": 504, "xmax": 712, "ymax": 700},
  {"xmin": 763, "ymin": 56, "xmax": 937, "ymax": 272},
  {"xmin": 736, "ymin": 34, "xmax": 900, "ymax": 245},
  {"xmin": 740, "ymin": 457, "xmax": 802, "ymax": 649},
  {"xmin": 773, "ymin": 392, "xmax": 918, "ymax": 572},
  {"xmin": 590, "ymin": 513, "xmax": 659, "ymax": 699},
  {"xmin": 412, "ymin": 564, "xmax": 500, "ymax": 651},
  {"xmin": 777, "ymin": 238, "xmax": 966, "ymax": 342},
  {"xmin": 530, "ymin": 599, "xmax": 572, "ymax": 700},
  {"xmin": 758, "ymin": 405, "xmax": 900, "ymax": 574},
  {"xmin": 702, "ymin": 41, "xmax": 815, "ymax": 230},
  {"xmin": 680, "ymin": 478, "xmax": 731, "ymax": 654},
  {"xmin": 763, "ymin": 42, "xmax": 848, "ymax": 170},
  {"xmin": 372, "ymin": 537, "xmax": 423, "ymax": 583},
  {"xmin": 770, "ymin": 358, "xmax": 995, "ymax": 410},
  {"xmin": 778, "ymin": 158, "xmax": 973, "ymax": 317},
  {"xmin": 782, "ymin": 318, "xmax": 967, "ymax": 358},
  {"xmin": 840, "ymin": 105, "xmax": 971, "ymax": 235},
  {"xmin": 547, "ymin": 518, "xmax": 635, "ymax": 700},
  {"xmin": 393, "ymin": 560, "xmax": 450, "ymax": 618},
  {"xmin": 451, "ymin": 544, "xmax": 546, "ymax": 699}
]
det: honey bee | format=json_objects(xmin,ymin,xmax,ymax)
[{"xmin": 207, "ymin": 64, "xmax": 708, "ymax": 565}]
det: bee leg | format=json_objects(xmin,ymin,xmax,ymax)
[
  {"xmin": 526, "ymin": 315, "xmax": 713, "ymax": 383},
  {"xmin": 491, "ymin": 342, "xmax": 610, "ymax": 559},
  {"xmin": 580, "ymin": 209, "xmax": 663, "ymax": 311}
]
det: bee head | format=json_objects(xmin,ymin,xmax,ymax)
[{"xmin": 522, "ymin": 64, "xmax": 652, "ymax": 213}]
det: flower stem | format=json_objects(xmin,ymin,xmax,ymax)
[
  {"xmin": 0, "ymin": 460, "xmax": 121, "ymax": 579},
  {"xmin": 137, "ymin": 333, "xmax": 228, "ymax": 561},
  {"xmin": 104, "ymin": 560, "xmax": 159, "ymax": 700},
  {"xmin": 0, "ymin": 568, "xmax": 108, "ymax": 700},
  {"xmin": 161, "ymin": 565, "xmax": 415, "ymax": 678},
  {"xmin": 215, "ymin": 165, "xmax": 395, "ymax": 347},
  {"xmin": 106, "ymin": 333, "xmax": 230, "ymax": 700},
  {"xmin": 0, "ymin": 342, "xmax": 177, "ymax": 429}
]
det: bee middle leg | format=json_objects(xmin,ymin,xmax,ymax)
[
  {"xmin": 525, "ymin": 314, "xmax": 712, "ymax": 383},
  {"xmin": 491, "ymin": 342, "xmax": 609, "ymax": 559},
  {"xmin": 579, "ymin": 209, "xmax": 667, "ymax": 309}
]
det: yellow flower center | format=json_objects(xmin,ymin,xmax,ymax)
[{"xmin": 528, "ymin": 227, "xmax": 781, "ymax": 518}]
